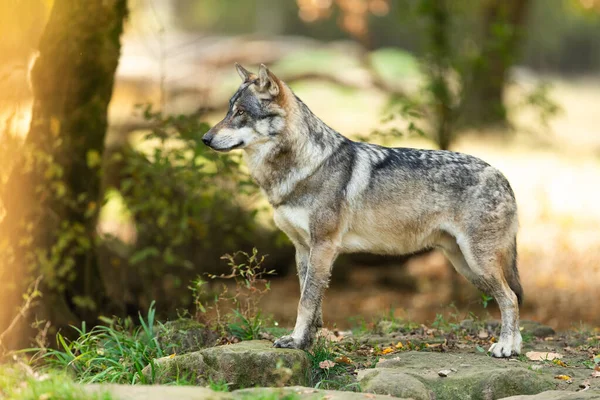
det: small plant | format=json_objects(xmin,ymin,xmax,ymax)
[
  {"xmin": 208, "ymin": 378, "xmax": 230, "ymax": 392},
  {"xmin": 306, "ymin": 336, "xmax": 356, "ymax": 390},
  {"xmin": 190, "ymin": 248, "xmax": 275, "ymax": 340},
  {"xmin": 480, "ymin": 293, "xmax": 494, "ymax": 309},
  {"xmin": 38, "ymin": 302, "xmax": 164, "ymax": 384},
  {"xmin": 228, "ymin": 309, "xmax": 263, "ymax": 341}
]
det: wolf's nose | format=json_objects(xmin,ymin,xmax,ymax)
[{"xmin": 202, "ymin": 136, "xmax": 211, "ymax": 145}]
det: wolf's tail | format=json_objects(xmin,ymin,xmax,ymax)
[{"xmin": 505, "ymin": 238, "xmax": 523, "ymax": 306}]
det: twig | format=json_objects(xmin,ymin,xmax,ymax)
[{"xmin": 0, "ymin": 276, "xmax": 43, "ymax": 352}]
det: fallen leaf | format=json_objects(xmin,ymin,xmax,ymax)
[
  {"xmin": 335, "ymin": 355, "xmax": 353, "ymax": 365},
  {"xmin": 478, "ymin": 329, "xmax": 489, "ymax": 339},
  {"xmin": 364, "ymin": 394, "xmax": 376, "ymax": 399},
  {"xmin": 553, "ymin": 359, "xmax": 567, "ymax": 367},
  {"xmin": 168, "ymin": 353, "xmax": 176, "ymax": 359},
  {"xmin": 395, "ymin": 341, "xmax": 403, "ymax": 349},
  {"xmin": 319, "ymin": 360, "xmax": 336, "ymax": 370},
  {"xmin": 526, "ymin": 351, "xmax": 563, "ymax": 361},
  {"xmin": 381, "ymin": 347, "xmax": 394, "ymax": 355},
  {"xmin": 592, "ymin": 371, "xmax": 600, "ymax": 378},
  {"xmin": 438, "ymin": 369, "xmax": 452, "ymax": 377},
  {"xmin": 555, "ymin": 375, "xmax": 573, "ymax": 384}
]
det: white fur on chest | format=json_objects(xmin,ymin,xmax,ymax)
[{"xmin": 273, "ymin": 206, "xmax": 311, "ymax": 245}]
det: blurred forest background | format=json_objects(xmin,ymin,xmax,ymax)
[{"xmin": 1, "ymin": 0, "xmax": 600, "ymax": 351}]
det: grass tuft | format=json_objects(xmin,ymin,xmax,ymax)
[{"xmin": 37, "ymin": 301, "xmax": 164, "ymax": 384}]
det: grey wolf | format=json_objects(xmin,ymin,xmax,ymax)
[{"xmin": 202, "ymin": 63, "xmax": 523, "ymax": 358}]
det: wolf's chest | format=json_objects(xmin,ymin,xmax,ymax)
[{"xmin": 273, "ymin": 206, "xmax": 311, "ymax": 245}]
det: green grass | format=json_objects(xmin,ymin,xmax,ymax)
[
  {"xmin": 0, "ymin": 364, "xmax": 113, "ymax": 400},
  {"xmin": 38, "ymin": 301, "xmax": 164, "ymax": 384},
  {"xmin": 305, "ymin": 336, "xmax": 359, "ymax": 391}
]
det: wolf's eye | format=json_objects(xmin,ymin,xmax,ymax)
[{"xmin": 236, "ymin": 109, "xmax": 245, "ymax": 116}]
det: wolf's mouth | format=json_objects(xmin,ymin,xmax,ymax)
[{"xmin": 213, "ymin": 141, "xmax": 244, "ymax": 152}]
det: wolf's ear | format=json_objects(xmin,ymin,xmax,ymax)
[
  {"xmin": 257, "ymin": 64, "xmax": 280, "ymax": 97},
  {"xmin": 235, "ymin": 63, "xmax": 255, "ymax": 82}
]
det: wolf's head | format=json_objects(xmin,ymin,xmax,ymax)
[{"xmin": 202, "ymin": 64, "xmax": 289, "ymax": 152}]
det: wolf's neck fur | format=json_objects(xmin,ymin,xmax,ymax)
[{"xmin": 244, "ymin": 89, "xmax": 347, "ymax": 206}]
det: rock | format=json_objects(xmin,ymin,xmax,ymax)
[
  {"xmin": 157, "ymin": 319, "xmax": 218, "ymax": 354},
  {"xmin": 500, "ymin": 389, "xmax": 600, "ymax": 399},
  {"xmin": 370, "ymin": 351, "xmax": 555, "ymax": 400},
  {"xmin": 357, "ymin": 369, "xmax": 430, "ymax": 400},
  {"xmin": 460, "ymin": 319, "xmax": 475, "ymax": 330},
  {"xmin": 520, "ymin": 320, "xmax": 556, "ymax": 338},
  {"xmin": 85, "ymin": 385, "xmax": 416, "ymax": 400},
  {"xmin": 234, "ymin": 386, "xmax": 413, "ymax": 400},
  {"xmin": 85, "ymin": 384, "xmax": 230, "ymax": 400},
  {"xmin": 438, "ymin": 369, "xmax": 452, "ymax": 377},
  {"xmin": 143, "ymin": 340, "xmax": 310, "ymax": 388}
]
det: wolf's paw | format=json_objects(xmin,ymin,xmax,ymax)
[
  {"xmin": 273, "ymin": 335, "xmax": 307, "ymax": 350},
  {"xmin": 489, "ymin": 332, "xmax": 521, "ymax": 358}
]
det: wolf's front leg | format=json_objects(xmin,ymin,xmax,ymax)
[
  {"xmin": 294, "ymin": 243, "xmax": 323, "ymax": 328},
  {"xmin": 274, "ymin": 242, "xmax": 337, "ymax": 349}
]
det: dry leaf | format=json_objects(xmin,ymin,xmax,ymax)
[
  {"xmin": 592, "ymin": 371, "xmax": 600, "ymax": 378},
  {"xmin": 395, "ymin": 341, "xmax": 403, "ymax": 349},
  {"xmin": 168, "ymin": 353, "xmax": 176, "ymax": 359},
  {"xmin": 381, "ymin": 347, "xmax": 394, "ymax": 355},
  {"xmin": 555, "ymin": 375, "xmax": 573, "ymax": 383},
  {"xmin": 364, "ymin": 394, "xmax": 376, "ymax": 399},
  {"xmin": 478, "ymin": 330, "xmax": 489, "ymax": 339},
  {"xmin": 526, "ymin": 351, "xmax": 563, "ymax": 361},
  {"xmin": 553, "ymin": 359, "xmax": 567, "ymax": 367},
  {"xmin": 335, "ymin": 355, "xmax": 353, "ymax": 365},
  {"xmin": 319, "ymin": 360, "xmax": 336, "ymax": 370}
]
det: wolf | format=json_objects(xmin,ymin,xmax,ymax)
[{"xmin": 202, "ymin": 63, "xmax": 523, "ymax": 358}]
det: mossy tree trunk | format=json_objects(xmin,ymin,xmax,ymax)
[
  {"xmin": 461, "ymin": 0, "xmax": 531, "ymax": 128},
  {"xmin": 0, "ymin": 0, "xmax": 127, "ymax": 349}
]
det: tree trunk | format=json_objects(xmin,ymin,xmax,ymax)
[
  {"xmin": 0, "ymin": 0, "xmax": 127, "ymax": 350},
  {"xmin": 461, "ymin": 0, "xmax": 531, "ymax": 127}
]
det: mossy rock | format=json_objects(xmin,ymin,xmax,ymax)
[
  {"xmin": 157, "ymin": 319, "xmax": 217, "ymax": 354},
  {"xmin": 144, "ymin": 340, "xmax": 310, "ymax": 389},
  {"xmin": 501, "ymin": 390, "xmax": 600, "ymax": 399},
  {"xmin": 359, "ymin": 352, "xmax": 556, "ymax": 400},
  {"xmin": 357, "ymin": 369, "xmax": 430, "ymax": 400},
  {"xmin": 233, "ymin": 386, "xmax": 413, "ymax": 400}
]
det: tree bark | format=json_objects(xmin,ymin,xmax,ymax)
[
  {"xmin": 0, "ymin": 0, "xmax": 127, "ymax": 350},
  {"xmin": 461, "ymin": 0, "xmax": 531, "ymax": 127}
]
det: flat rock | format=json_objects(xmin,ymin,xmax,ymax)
[
  {"xmin": 143, "ymin": 340, "xmax": 310, "ymax": 388},
  {"xmin": 234, "ymin": 386, "xmax": 412, "ymax": 400},
  {"xmin": 501, "ymin": 390, "xmax": 600, "ymax": 399},
  {"xmin": 86, "ymin": 385, "xmax": 414, "ymax": 400},
  {"xmin": 85, "ymin": 384, "xmax": 230, "ymax": 400},
  {"xmin": 356, "ymin": 369, "xmax": 430, "ymax": 400},
  {"xmin": 359, "ymin": 351, "xmax": 556, "ymax": 400}
]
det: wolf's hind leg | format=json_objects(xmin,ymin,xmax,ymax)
[
  {"xmin": 274, "ymin": 242, "xmax": 336, "ymax": 349},
  {"xmin": 445, "ymin": 240, "xmax": 521, "ymax": 358}
]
